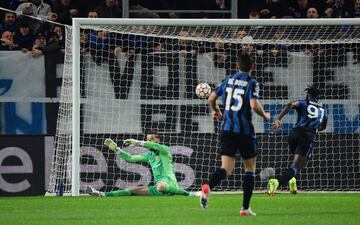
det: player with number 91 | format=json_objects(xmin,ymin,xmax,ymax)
[{"xmin": 267, "ymin": 85, "xmax": 328, "ymax": 196}]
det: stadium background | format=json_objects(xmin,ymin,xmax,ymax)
[{"xmin": 0, "ymin": 0, "xmax": 359, "ymax": 196}]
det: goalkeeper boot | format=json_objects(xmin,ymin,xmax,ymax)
[
  {"xmin": 267, "ymin": 178, "xmax": 279, "ymax": 196},
  {"xmin": 200, "ymin": 183, "xmax": 210, "ymax": 209},
  {"xmin": 104, "ymin": 138, "xmax": 117, "ymax": 152},
  {"xmin": 289, "ymin": 177, "xmax": 298, "ymax": 195},
  {"xmin": 88, "ymin": 186, "xmax": 105, "ymax": 196},
  {"xmin": 240, "ymin": 207, "xmax": 257, "ymax": 216}
]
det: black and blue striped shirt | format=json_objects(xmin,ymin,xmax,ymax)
[
  {"xmin": 295, "ymin": 98, "xmax": 327, "ymax": 131},
  {"xmin": 215, "ymin": 72, "xmax": 259, "ymax": 136}
]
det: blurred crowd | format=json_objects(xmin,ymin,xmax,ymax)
[{"xmin": 0, "ymin": 0, "xmax": 359, "ymax": 56}]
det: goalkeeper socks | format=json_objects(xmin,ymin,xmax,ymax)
[
  {"xmin": 165, "ymin": 184, "xmax": 190, "ymax": 196},
  {"xmin": 209, "ymin": 168, "xmax": 227, "ymax": 189},
  {"xmin": 242, "ymin": 172, "xmax": 255, "ymax": 210},
  {"xmin": 105, "ymin": 189, "xmax": 132, "ymax": 197}
]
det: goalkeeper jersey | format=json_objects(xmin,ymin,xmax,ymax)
[{"xmin": 118, "ymin": 142, "xmax": 178, "ymax": 186}]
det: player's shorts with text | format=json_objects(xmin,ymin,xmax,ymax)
[{"xmin": 220, "ymin": 131, "xmax": 257, "ymax": 159}]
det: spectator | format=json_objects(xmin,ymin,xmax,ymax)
[
  {"xmin": 95, "ymin": 0, "xmax": 122, "ymax": 18},
  {"xmin": 87, "ymin": 10, "xmax": 99, "ymax": 18},
  {"xmin": 249, "ymin": 9, "xmax": 260, "ymax": 19},
  {"xmin": 88, "ymin": 30, "xmax": 122, "ymax": 98},
  {"xmin": 0, "ymin": 30, "xmax": 19, "ymax": 50},
  {"xmin": 31, "ymin": 31, "xmax": 61, "ymax": 58},
  {"xmin": 33, "ymin": 31, "xmax": 46, "ymax": 49},
  {"xmin": 16, "ymin": 0, "xmax": 57, "ymax": 20},
  {"xmin": 307, "ymin": 7, "xmax": 320, "ymax": 18},
  {"xmin": 15, "ymin": 20, "xmax": 34, "ymax": 52},
  {"xmin": 292, "ymin": 0, "xmax": 310, "ymax": 18},
  {"xmin": 354, "ymin": 0, "xmax": 360, "ymax": 17},
  {"xmin": 262, "ymin": 0, "xmax": 289, "ymax": 18},
  {"xmin": 202, "ymin": 0, "xmax": 230, "ymax": 18},
  {"xmin": 0, "ymin": 12, "xmax": 17, "ymax": 34},
  {"xmin": 237, "ymin": 0, "xmax": 265, "ymax": 18},
  {"xmin": 129, "ymin": 4, "xmax": 160, "ymax": 18},
  {"xmin": 76, "ymin": 0, "xmax": 102, "ymax": 17},
  {"xmin": 241, "ymin": 35, "xmax": 254, "ymax": 55},
  {"xmin": 53, "ymin": 26, "xmax": 64, "ymax": 49},
  {"xmin": 53, "ymin": 0, "xmax": 79, "ymax": 25},
  {"xmin": 332, "ymin": 0, "xmax": 352, "ymax": 18},
  {"xmin": 9, "ymin": 0, "xmax": 21, "ymax": 10},
  {"xmin": 324, "ymin": 6, "xmax": 334, "ymax": 18}
]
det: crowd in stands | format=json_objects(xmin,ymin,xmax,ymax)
[{"xmin": 0, "ymin": 0, "xmax": 359, "ymax": 55}]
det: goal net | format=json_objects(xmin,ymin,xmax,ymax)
[{"xmin": 48, "ymin": 19, "xmax": 360, "ymax": 195}]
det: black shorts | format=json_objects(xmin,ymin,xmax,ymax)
[
  {"xmin": 219, "ymin": 132, "xmax": 257, "ymax": 159},
  {"xmin": 288, "ymin": 127, "xmax": 316, "ymax": 159}
]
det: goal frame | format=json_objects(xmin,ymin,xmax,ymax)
[{"xmin": 71, "ymin": 18, "xmax": 360, "ymax": 196}]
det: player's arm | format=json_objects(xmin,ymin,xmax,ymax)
[
  {"xmin": 208, "ymin": 78, "xmax": 228, "ymax": 120},
  {"xmin": 123, "ymin": 139, "xmax": 170, "ymax": 155},
  {"xmin": 104, "ymin": 138, "xmax": 148, "ymax": 163},
  {"xmin": 318, "ymin": 113, "xmax": 328, "ymax": 131},
  {"xmin": 250, "ymin": 81, "xmax": 271, "ymax": 121},
  {"xmin": 271, "ymin": 101, "xmax": 300, "ymax": 129},
  {"xmin": 250, "ymin": 99, "xmax": 270, "ymax": 121},
  {"xmin": 208, "ymin": 91, "xmax": 222, "ymax": 120}
]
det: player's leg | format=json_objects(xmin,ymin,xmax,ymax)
[
  {"xmin": 88, "ymin": 186, "xmax": 105, "ymax": 196},
  {"xmin": 87, "ymin": 186, "xmax": 133, "ymax": 197},
  {"xmin": 209, "ymin": 155, "xmax": 236, "ymax": 189},
  {"xmin": 239, "ymin": 136, "xmax": 257, "ymax": 216},
  {"xmin": 267, "ymin": 128, "xmax": 298, "ymax": 195},
  {"xmin": 268, "ymin": 129, "xmax": 315, "ymax": 195},
  {"xmin": 104, "ymin": 186, "xmax": 151, "ymax": 197},
  {"xmin": 200, "ymin": 156, "xmax": 236, "ymax": 208},
  {"xmin": 267, "ymin": 129, "xmax": 298, "ymax": 195},
  {"xmin": 156, "ymin": 181, "xmax": 190, "ymax": 196},
  {"xmin": 208, "ymin": 132, "xmax": 238, "ymax": 188},
  {"xmin": 106, "ymin": 185, "xmax": 171, "ymax": 197},
  {"xmin": 240, "ymin": 157, "xmax": 257, "ymax": 216},
  {"xmin": 200, "ymin": 132, "xmax": 237, "ymax": 208}
]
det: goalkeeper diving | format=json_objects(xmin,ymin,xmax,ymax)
[{"xmin": 88, "ymin": 131, "xmax": 197, "ymax": 197}]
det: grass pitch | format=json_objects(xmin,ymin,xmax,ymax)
[{"xmin": 1, "ymin": 193, "xmax": 359, "ymax": 225}]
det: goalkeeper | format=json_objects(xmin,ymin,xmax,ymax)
[{"xmin": 88, "ymin": 131, "xmax": 194, "ymax": 197}]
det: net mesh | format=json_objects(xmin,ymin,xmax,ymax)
[{"xmin": 48, "ymin": 22, "xmax": 360, "ymax": 194}]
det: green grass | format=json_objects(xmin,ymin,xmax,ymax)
[{"xmin": 1, "ymin": 194, "xmax": 360, "ymax": 225}]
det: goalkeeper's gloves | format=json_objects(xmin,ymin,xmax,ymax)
[
  {"xmin": 104, "ymin": 138, "xmax": 118, "ymax": 152},
  {"xmin": 123, "ymin": 139, "xmax": 144, "ymax": 147}
]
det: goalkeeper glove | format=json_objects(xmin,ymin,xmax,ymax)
[
  {"xmin": 123, "ymin": 139, "xmax": 141, "ymax": 147},
  {"xmin": 104, "ymin": 138, "xmax": 118, "ymax": 152}
]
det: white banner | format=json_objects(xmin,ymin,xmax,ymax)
[
  {"xmin": 0, "ymin": 52, "xmax": 45, "ymax": 97},
  {"xmin": 0, "ymin": 52, "xmax": 46, "ymax": 134}
]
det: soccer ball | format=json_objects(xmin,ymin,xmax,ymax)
[
  {"xmin": 260, "ymin": 167, "xmax": 275, "ymax": 181},
  {"xmin": 195, "ymin": 83, "xmax": 212, "ymax": 98}
]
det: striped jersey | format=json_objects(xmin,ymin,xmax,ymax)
[
  {"xmin": 295, "ymin": 98, "xmax": 327, "ymax": 131},
  {"xmin": 215, "ymin": 71, "xmax": 260, "ymax": 135}
]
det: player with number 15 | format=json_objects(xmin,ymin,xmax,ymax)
[{"xmin": 200, "ymin": 54, "xmax": 270, "ymax": 216}]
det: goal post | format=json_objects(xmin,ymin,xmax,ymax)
[{"xmin": 50, "ymin": 18, "xmax": 360, "ymax": 196}]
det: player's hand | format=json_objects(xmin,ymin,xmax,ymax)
[
  {"xmin": 264, "ymin": 112, "xmax": 271, "ymax": 121},
  {"xmin": 212, "ymin": 111, "xmax": 222, "ymax": 121},
  {"xmin": 271, "ymin": 119, "xmax": 281, "ymax": 130},
  {"xmin": 124, "ymin": 139, "xmax": 140, "ymax": 147},
  {"xmin": 104, "ymin": 138, "xmax": 117, "ymax": 152}
]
